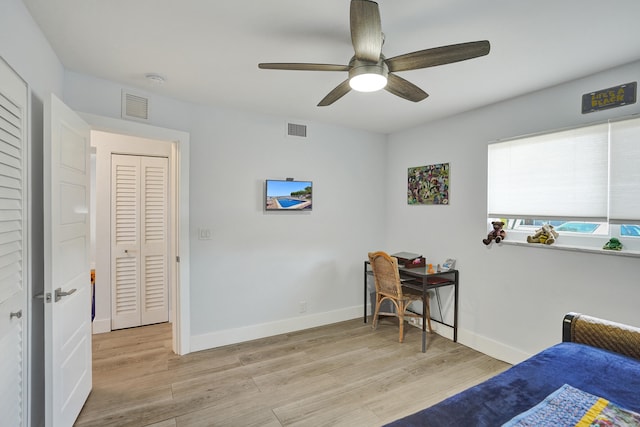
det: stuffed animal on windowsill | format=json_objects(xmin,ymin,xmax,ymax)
[
  {"xmin": 603, "ymin": 237, "xmax": 623, "ymax": 251},
  {"xmin": 483, "ymin": 221, "xmax": 506, "ymax": 245},
  {"xmin": 527, "ymin": 224, "xmax": 559, "ymax": 245}
]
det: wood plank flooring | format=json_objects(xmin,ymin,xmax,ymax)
[{"xmin": 75, "ymin": 318, "xmax": 510, "ymax": 427}]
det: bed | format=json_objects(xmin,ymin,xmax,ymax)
[{"xmin": 386, "ymin": 312, "xmax": 640, "ymax": 426}]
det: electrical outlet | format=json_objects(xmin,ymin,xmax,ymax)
[
  {"xmin": 198, "ymin": 228, "xmax": 212, "ymax": 240},
  {"xmin": 299, "ymin": 301, "xmax": 307, "ymax": 313}
]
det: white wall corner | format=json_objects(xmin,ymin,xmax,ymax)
[{"xmin": 458, "ymin": 328, "xmax": 531, "ymax": 365}]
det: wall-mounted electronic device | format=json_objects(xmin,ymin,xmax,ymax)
[{"xmin": 265, "ymin": 179, "xmax": 312, "ymax": 211}]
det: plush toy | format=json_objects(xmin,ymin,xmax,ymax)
[
  {"xmin": 483, "ymin": 221, "xmax": 506, "ymax": 245},
  {"xmin": 527, "ymin": 224, "xmax": 559, "ymax": 245},
  {"xmin": 603, "ymin": 237, "xmax": 623, "ymax": 251}
]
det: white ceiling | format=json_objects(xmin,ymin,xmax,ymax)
[{"xmin": 22, "ymin": 0, "xmax": 640, "ymax": 134}]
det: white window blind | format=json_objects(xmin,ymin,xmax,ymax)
[
  {"xmin": 610, "ymin": 116, "xmax": 640, "ymax": 224},
  {"xmin": 488, "ymin": 123, "xmax": 609, "ymax": 220}
]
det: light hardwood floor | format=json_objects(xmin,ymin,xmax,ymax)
[{"xmin": 75, "ymin": 318, "xmax": 510, "ymax": 427}]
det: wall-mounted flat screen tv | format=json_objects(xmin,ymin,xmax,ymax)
[{"xmin": 265, "ymin": 180, "xmax": 312, "ymax": 211}]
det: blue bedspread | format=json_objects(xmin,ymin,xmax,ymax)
[{"xmin": 385, "ymin": 342, "xmax": 640, "ymax": 427}]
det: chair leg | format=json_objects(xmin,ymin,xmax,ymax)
[
  {"xmin": 372, "ymin": 295, "xmax": 383, "ymax": 329},
  {"xmin": 397, "ymin": 301, "xmax": 405, "ymax": 343}
]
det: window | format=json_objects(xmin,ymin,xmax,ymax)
[{"xmin": 487, "ymin": 116, "xmax": 640, "ymax": 253}]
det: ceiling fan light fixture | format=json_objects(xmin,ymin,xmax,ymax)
[
  {"xmin": 349, "ymin": 59, "xmax": 388, "ymax": 92},
  {"xmin": 350, "ymin": 73, "xmax": 387, "ymax": 92}
]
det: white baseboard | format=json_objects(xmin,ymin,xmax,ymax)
[
  {"xmin": 408, "ymin": 318, "xmax": 456, "ymax": 341},
  {"xmin": 457, "ymin": 328, "xmax": 531, "ymax": 365},
  {"xmin": 190, "ymin": 305, "xmax": 364, "ymax": 353},
  {"xmin": 91, "ymin": 318, "xmax": 111, "ymax": 334},
  {"xmin": 188, "ymin": 306, "xmax": 530, "ymax": 364}
]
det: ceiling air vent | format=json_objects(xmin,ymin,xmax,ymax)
[
  {"xmin": 287, "ymin": 122, "xmax": 307, "ymax": 138},
  {"xmin": 121, "ymin": 90, "xmax": 149, "ymax": 121}
]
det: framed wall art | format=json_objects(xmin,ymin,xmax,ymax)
[{"xmin": 408, "ymin": 163, "xmax": 449, "ymax": 205}]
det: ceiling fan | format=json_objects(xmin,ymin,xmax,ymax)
[{"xmin": 258, "ymin": 0, "xmax": 490, "ymax": 106}]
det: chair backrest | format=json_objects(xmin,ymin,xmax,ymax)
[{"xmin": 368, "ymin": 251, "xmax": 402, "ymax": 298}]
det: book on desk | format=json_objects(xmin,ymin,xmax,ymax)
[
  {"xmin": 425, "ymin": 276, "xmax": 451, "ymax": 285},
  {"xmin": 401, "ymin": 275, "xmax": 452, "ymax": 289}
]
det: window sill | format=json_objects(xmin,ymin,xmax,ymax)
[{"xmin": 499, "ymin": 240, "xmax": 640, "ymax": 258}]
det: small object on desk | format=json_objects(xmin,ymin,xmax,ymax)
[
  {"xmin": 427, "ymin": 263, "xmax": 434, "ymax": 274},
  {"xmin": 441, "ymin": 258, "xmax": 456, "ymax": 271},
  {"xmin": 405, "ymin": 257, "xmax": 426, "ymax": 268},
  {"xmin": 436, "ymin": 263, "xmax": 441, "ymax": 272},
  {"xmin": 392, "ymin": 252, "xmax": 426, "ymax": 268}
]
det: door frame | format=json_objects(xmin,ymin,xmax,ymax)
[{"xmin": 82, "ymin": 113, "xmax": 190, "ymax": 355}]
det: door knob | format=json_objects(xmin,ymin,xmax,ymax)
[
  {"xmin": 10, "ymin": 310, "xmax": 22, "ymax": 320},
  {"xmin": 54, "ymin": 287, "xmax": 77, "ymax": 302}
]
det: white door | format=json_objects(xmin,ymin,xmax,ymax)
[
  {"xmin": 0, "ymin": 57, "xmax": 28, "ymax": 427},
  {"xmin": 44, "ymin": 94, "xmax": 92, "ymax": 426},
  {"xmin": 111, "ymin": 154, "xmax": 169, "ymax": 329}
]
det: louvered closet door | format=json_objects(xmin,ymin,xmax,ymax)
[
  {"xmin": 140, "ymin": 156, "xmax": 169, "ymax": 325},
  {"xmin": 0, "ymin": 57, "xmax": 28, "ymax": 427},
  {"xmin": 111, "ymin": 154, "xmax": 169, "ymax": 329}
]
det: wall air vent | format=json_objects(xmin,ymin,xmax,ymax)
[
  {"xmin": 121, "ymin": 90, "xmax": 149, "ymax": 121},
  {"xmin": 287, "ymin": 122, "xmax": 308, "ymax": 138}
]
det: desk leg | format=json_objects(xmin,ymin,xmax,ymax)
[
  {"xmin": 453, "ymin": 271, "xmax": 459, "ymax": 342},
  {"xmin": 422, "ymin": 278, "xmax": 427, "ymax": 353},
  {"xmin": 363, "ymin": 261, "xmax": 368, "ymax": 323}
]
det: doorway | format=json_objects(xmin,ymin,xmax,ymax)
[{"xmin": 88, "ymin": 124, "xmax": 189, "ymax": 355}]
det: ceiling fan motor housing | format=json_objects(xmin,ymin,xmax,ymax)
[{"xmin": 348, "ymin": 56, "xmax": 389, "ymax": 91}]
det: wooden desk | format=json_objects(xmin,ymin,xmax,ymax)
[{"xmin": 364, "ymin": 261, "xmax": 459, "ymax": 352}]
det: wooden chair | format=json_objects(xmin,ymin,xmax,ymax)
[{"xmin": 368, "ymin": 251, "xmax": 433, "ymax": 343}]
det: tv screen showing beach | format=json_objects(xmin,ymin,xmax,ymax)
[{"xmin": 265, "ymin": 180, "xmax": 312, "ymax": 210}]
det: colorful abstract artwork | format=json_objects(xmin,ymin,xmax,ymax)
[{"xmin": 408, "ymin": 163, "xmax": 449, "ymax": 205}]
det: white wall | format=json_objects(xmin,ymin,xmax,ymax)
[
  {"xmin": 63, "ymin": 71, "xmax": 388, "ymax": 350},
  {"xmin": 387, "ymin": 59, "xmax": 640, "ymax": 363},
  {"xmin": 0, "ymin": 0, "xmax": 63, "ymax": 98},
  {"xmin": 187, "ymin": 108, "xmax": 387, "ymax": 347}
]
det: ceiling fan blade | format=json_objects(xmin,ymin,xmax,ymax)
[
  {"xmin": 350, "ymin": 0, "xmax": 383, "ymax": 62},
  {"xmin": 259, "ymin": 63, "xmax": 349, "ymax": 71},
  {"xmin": 386, "ymin": 40, "xmax": 490, "ymax": 73},
  {"xmin": 385, "ymin": 73, "xmax": 428, "ymax": 102},
  {"xmin": 318, "ymin": 79, "xmax": 352, "ymax": 106}
]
